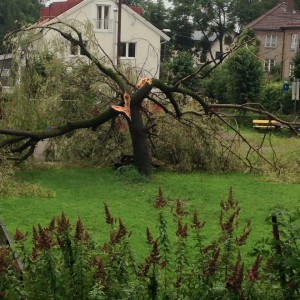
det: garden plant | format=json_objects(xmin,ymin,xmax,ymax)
[{"xmin": 0, "ymin": 188, "xmax": 298, "ymax": 299}]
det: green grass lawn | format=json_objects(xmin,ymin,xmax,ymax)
[{"xmin": 1, "ymin": 167, "xmax": 300, "ymax": 260}]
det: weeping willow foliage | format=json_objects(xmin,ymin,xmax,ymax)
[{"xmin": 1, "ymin": 20, "xmax": 245, "ymax": 171}]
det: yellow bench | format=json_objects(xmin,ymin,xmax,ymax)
[{"xmin": 253, "ymin": 120, "xmax": 281, "ymax": 130}]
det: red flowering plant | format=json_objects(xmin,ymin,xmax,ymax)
[
  {"xmin": 0, "ymin": 246, "xmax": 17, "ymax": 299},
  {"xmin": 1, "ymin": 188, "xmax": 283, "ymax": 298}
]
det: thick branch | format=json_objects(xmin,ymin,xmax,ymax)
[
  {"xmin": 0, "ymin": 106, "xmax": 119, "ymax": 140},
  {"xmin": 29, "ymin": 22, "xmax": 129, "ymax": 93}
]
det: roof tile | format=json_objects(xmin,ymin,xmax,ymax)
[{"xmin": 246, "ymin": 2, "xmax": 300, "ymax": 30}]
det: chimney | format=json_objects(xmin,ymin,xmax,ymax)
[{"xmin": 287, "ymin": 0, "xmax": 294, "ymax": 11}]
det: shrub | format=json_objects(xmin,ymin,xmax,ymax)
[
  {"xmin": 54, "ymin": 119, "xmax": 132, "ymax": 167},
  {"xmin": 254, "ymin": 208, "xmax": 300, "ymax": 299},
  {"xmin": 259, "ymin": 82, "xmax": 292, "ymax": 114},
  {"xmin": 204, "ymin": 64, "xmax": 232, "ymax": 103},
  {"xmin": 226, "ymin": 47, "xmax": 263, "ymax": 104},
  {"xmin": 152, "ymin": 109, "xmax": 243, "ymax": 172},
  {"xmin": 0, "ymin": 158, "xmax": 55, "ymax": 197},
  {"xmin": 163, "ymin": 51, "xmax": 199, "ymax": 90},
  {"xmin": 205, "ymin": 47, "xmax": 263, "ymax": 105}
]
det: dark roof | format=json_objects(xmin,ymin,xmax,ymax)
[{"xmin": 246, "ymin": 2, "xmax": 300, "ymax": 31}]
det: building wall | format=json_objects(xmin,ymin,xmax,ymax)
[
  {"xmin": 254, "ymin": 29, "xmax": 300, "ymax": 79},
  {"xmin": 38, "ymin": 0, "xmax": 163, "ymax": 78},
  {"xmin": 282, "ymin": 29, "xmax": 300, "ymax": 79}
]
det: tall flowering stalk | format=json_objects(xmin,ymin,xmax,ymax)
[
  {"xmin": 188, "ymin": 210, "xmax": 210, "ymax": 297},
  {"xmin": 72, "ymin": 217, "xmax": 93, "ymax": 299},
  {"xmin": 226, "ymin": 252, "xmax": 244, "ymax": 296},
  {"xmin": 154, "ymin": 187, "xmax": 167, "ymax": 209},
  {"xmin": 30, "ymin": 222, "xmax": 58, "ymax": 299},
  {"xmin": 0, "ymin": 246, "xmax": 13, "ymax": 298},
  {"xmin": 102, "ymin": 205, "xmax": 136, "ymax": 298},
  {"xmin": 174, "ymin": 218, "xmax": 188, "ymax": 298},
  {"xmin": 157, "ymin": 212, "xmax": 170, "ymax": 297},
  {"xmin": 140, "ymin": 240, "xmax": 161, "ymax": 300},
  {"xmin": 104, "ymin": 202, "xmax": 115, "ymax": 227},
  {"xmin": 219, "ymin": 187, "xmax": 251, "ymax": 282}
]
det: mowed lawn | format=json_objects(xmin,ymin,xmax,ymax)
[{"xmin": 1, "ymin": 167, "xmax": 300, "ymax": 258}]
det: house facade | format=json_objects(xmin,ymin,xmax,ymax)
[
  {"xmin": 0, "ymin": 0, "xmax": 169, "ymax": 87},
  {"xmin": 0, "ymin": 54, "xmax": 13, "ymax": 90},
  {"xmin": 245, "ymin": 0, "xmax": 300, "ymax": 79}
]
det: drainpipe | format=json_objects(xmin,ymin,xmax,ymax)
[
  {"xmin": 281, "ymin": 28, "xmax": 285, "ymax": 80},
  {"xmin": 117, "ymin": 0, "xmax": 122, "ymax": 67},
  {"xmin": 113, "ymin": 7, "xmax": 118, "ymax": 65}
]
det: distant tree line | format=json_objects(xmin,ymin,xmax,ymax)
[
  {"xmin": 0, "ymin": 0, "xmax": 42, "ymax": 54},
  {"xmin": 0, "ymin": 0, "xmax": 289, "ymax": 55}
]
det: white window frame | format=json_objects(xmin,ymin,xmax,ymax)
[
  {"xmin": 265, "ymin": 34, "xmax": 277, "ymax": 48},
  {"xmin": 291, "ymin": 33, "xmax": 299, "ymax": 50},
  {"xmin": 120, "ymin": 42, "xmax": 136, "ymax": 59},
  {"xmin": 96, "ymin": 5, "xmax": 110, "ymax": 30},
  {"xmin": 289, "ymin": 62, "xmax": 295, "ymax": 77},
  {"xmin": 264, "ymin": 59, "xmax": 275, "ymax": 72}
]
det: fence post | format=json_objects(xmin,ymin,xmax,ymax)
[{"xmin": 0, "ymin": 220, "xmax": 24, "ymax": 272}]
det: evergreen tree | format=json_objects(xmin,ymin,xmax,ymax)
[
  {"xmin": 233, "ymin": 0, "xmax": 277, "ymax": 30},
  {"xmin": 192, "ymin": 0, "xmax": 236, "ymax": 62},
  {"xmin": 143, "ymin": 0, "xmax": 168, "ymax": 30},
  {"xmin": 225, "ymin": 47, "xmax": 263, "ymax": 104},
  {"xmin": 0, "ymin": 0, "xmax": 42, "ymax": 54},
  {"xmin": 168, "ymin": 0, "xmax": 194, "ymax": 51}
]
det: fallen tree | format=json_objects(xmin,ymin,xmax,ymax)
[{"xmin": 1, "ymin": 21, "xmax": 299, "ymax": 176}]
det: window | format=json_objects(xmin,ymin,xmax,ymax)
[
  {"xmin": 289, "ymin": 62, "xmax": 295, "ymax": 77},
  {"xmin": 291, "ymin": 33, "xmax": 299, "ymax": 50},
  {"xmin": 97, "ymin": 5, "xmax": 110, "ymax": 29},
  {"xmin": 120, "ymin": 42, "xmax": 136, "ymax": 58},
  {"xmin": 265, "ymin": 34, "xmax": 277, "ymax": 48},
  {"xmin": 70, "ymin": 41, "xmax": 87, "ymax": 56},
  {"xmin": 215, "ymin": 51, "xmax": 222, "ymax": 59},
  {"xmin": 264, "ymin": 59, "xmax": 275, "ymax": 72}
]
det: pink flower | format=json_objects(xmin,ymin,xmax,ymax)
[{"xmin": 249, "ymin": 268, "xmax": 254, "ymax": 281}]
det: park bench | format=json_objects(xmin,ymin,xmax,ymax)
[{"xmin": 253, "ymin": 119, "xmax": 282, "ymax": 130}]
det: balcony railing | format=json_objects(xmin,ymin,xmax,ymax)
[{"xmin": 94, "ymin": 19, "xmax": 113, "ymax": 31}]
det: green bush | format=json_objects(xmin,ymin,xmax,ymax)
[
  {"xmin": 163, "ymin": 51, "xmax": 199, "ymax": 90},
  {"xmin": 205, "ymin": 47, "xmax": 263, "ymax": 105},
  {"xmin": 226, "ymin": 47, "xmax": 263, "ymax": 104},
  {"xmin": 56, "ymin": 124, "xmax": 132, "ymax": 167},
  {"xmin": 152, "ymin": 111, "xmax": 243, "ymax": 172},
  {"xmin": 204, "ymin": 65, "xmax": 232, "ymax": 103},
  {"xmin": 0, "ymin": 159, "xmax": 55, "ymax": 197},
  {"xmin": 259, "ymin": 82, "xmax": 292, "ymax": 114}
]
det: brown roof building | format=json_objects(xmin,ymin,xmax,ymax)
[{"xmin": 246, "ymin": 0, "xmax": 300, "ymax": 79}]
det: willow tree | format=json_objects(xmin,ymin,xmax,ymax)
[{"xmin": 1, "ymin": 21, "xmax": 299, "ymax": 176}]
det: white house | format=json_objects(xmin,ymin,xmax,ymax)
[
  {"xmin": 0, "ymin": 0, "xmax": 170, "ymax": 87},
  {"xmin": 192, "ymin": 31, "xmax": 234, "ymax": 65}
]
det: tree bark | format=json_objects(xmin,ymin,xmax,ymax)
[{"xmin": 129, "ymin": 103, "xmax": 152, "ymax": 177}]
